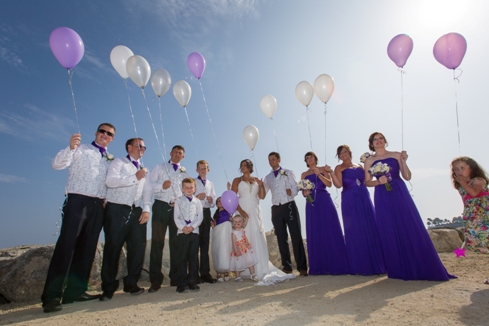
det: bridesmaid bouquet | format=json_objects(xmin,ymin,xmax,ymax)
[
  {"xmin": 360, "ymin": 152, "xmax": 372, "ymax": 163},
  {"xmin": 369, "ymin": 162, "xmax": 393, "ymax": 191},
  {"xmin": 298, "ymin": 179, "xmax": 315, "ymax": 203}
]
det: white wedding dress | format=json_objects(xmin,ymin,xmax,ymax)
[{"xmin": 237, "ymin": 180, "xmax": 296, "ymax": 285}]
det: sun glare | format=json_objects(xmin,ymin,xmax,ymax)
[{"xmin": 414, "ymin": 0, "xmax": 476, "ymax": 31}]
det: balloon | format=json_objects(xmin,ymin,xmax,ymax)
[
  {"xmin": 243, "ymin": 125, "xmax": 259, "ymax": 150},
  {"xmin": 295, "ymin": 81, "xmax": 314, "ymax": 107},
  {"xmin": 387, "ymin": 34, "xmax": 414, "ymax": 68},
  {"xmin": 433, "ymin": 33, "xmax": 467, "ymax": 70},
  {"xmin": 126, "ymin": 55, "xmax": 151, "ymax": 88},
  {"xmin": 221, "ymin": 190, "xmax": 238, "ymax": 214},
  {"xmin": 49, "ymin": 27, "xmax": 84, "ymax": 69},
  {"xmin": 110, "ymin": 45, "xmax": 134, "ymax": 79},
  {"xmin": 314, "ymin": 74, "xmax": 335, "ymax": 104},
  {"xmin": 151, "ymin": 69, "xmax": 172, "ymax": 97},
  {"xmin": 187, "ymin": 52, "xmax": 206, "ymax": 79},
  {"xmin": 173, "ymin": 80, "xmax": 192, "ymax": 107},
  {"xmin": 259, "ymin": 95, "xmax": 277, "ymax": 119}
]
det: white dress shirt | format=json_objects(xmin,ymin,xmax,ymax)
[
  {"xmin": 263, "ymin": 167, "xmax": 299, "ymax": 205},
  {"xmin": 106, "ymin": 156, "xmax": 146, "ymax": 207},
  {"xmin": 194, "ymin": 177, "xmax": 216, "ymax": 209},
  {"xmin": 174, "ymin": 195, "xmax": 203, "ymax": 235},
  {"xmin": 52, "ymin": 144, "xmax": 110, "ymax": 199},
  {"xmin": 142, "ymin": 161, "xmax": 189, "ymax": 211}
]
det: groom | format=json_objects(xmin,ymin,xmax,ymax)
[{"xmin": 263, "ymin": 152, "xmax": 308, "ymax": 276}]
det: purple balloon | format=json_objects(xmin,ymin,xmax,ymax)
[
  {"xmin": 433, "ymin": 33, "xmax": 467, "ymax": 70},
  {"xmin": 187, "ymin": 52, "xmax": 206, "ymax": 79},
  {"xmin": 49, "ymin": 27, "xmax": 84, "ymax": 69},
  {"xmin": 387, "ymin": 34, "xmax": 414, "ymax": 68},
  {"xmin": 221, "ymin": 190, "xmax": 238, "ymax": 214}
]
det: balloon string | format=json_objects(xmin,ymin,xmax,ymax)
[
  {"xmin": 306, "ymin": 106, "xmax": 313, "ymax": 150},
  {"xmin": 333, "ymin": 186, "xmax": 339, "ymax": 209},
  {"xmin": 454, "ymin": 68, "xmax": 463, "ymax": 82},
  {"xmin": 399, "ymin": 68, "xmax": 406, "ymax": 150},
  {"xmin": 271, "ymin": 118, "xmax": 280, "ymax": 153},
  {"xmin": 123, "ymin": 79, "xmax": 145, "ymax": 167},
  {"xmin": 324, "ymin": 104, "xmax": 328, "ymax": 163},
  {"xmin": 197, "ymin": 80, "xmax": 229, "ymax": 182},
  {"xmin": 139, "ymin": 89, "xmax": 171, "ymax": 177},
  {"xmin": 157, "ymin": 98, "xmax": 169, "ymax": 165},
  {"xmin": 250, "ymin": 150, "xmax": 259, "ymax": 178},
  {"xmin": 67, "ymin": 69, "xmax": 81, "ymax": 134},
  {"xmin": 183, "ymin": 106, "xmax": 199, "ymax": 158},
  {"xmin": 453, "ymin": 70, "xmax": 461, "ymax": 154}
]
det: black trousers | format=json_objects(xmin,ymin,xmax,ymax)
[
  {"xmin": 101, "ymin": 203, "xmax": 146, "ymax": 293},
  {"xmin": 149, "ymin": 200, "xmax": 177, "ymax": 285},
  {"xmin": 271, "ymin": 201, "xmax": 308, "ymax": 271},
  {"xmin": 198, "ymin": 208, "xmax": 212, "ymax": 276},
  {"xmin": 41, "ymin": 194, "xmax": 104, "ymax": 303},
  {"xmin": 175, "ymin": 232, "xmax": 199, "ymax": 287}
]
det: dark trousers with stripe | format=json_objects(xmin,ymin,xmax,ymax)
[
  {"xmin": 198, "ymin": 207, "xmax": 212, "ymax": 276},
  {"xmin": 101, "ymin": 203, "xmax": 146, "ymax": 293},
  {"xmin": 175, "ymin": 232, "xmax": 199, "ymax": 287},
  {"xmin": 149, "ymin": 200, "xmax": 177, "ymax": 285},
  {"xmin": 41, "ymin": 194, "xmax": 104, "ymax": 303},
  {"xmin": 271, "ymin": 201, "xmax": 308, "ymax": 272}
]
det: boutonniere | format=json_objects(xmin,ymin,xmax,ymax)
[
  {"xmin": 105, "ymin": 153, "xmax": 114, "ymax": 161},
  {"xmin": 279, "ymin": 169, "xmax": 287, "ymax": 177},
  {"xmin": 179, "ymin": 166, "xmax": 186, "ymax": 173}
]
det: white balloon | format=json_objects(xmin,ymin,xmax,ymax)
[
  {"xmin": 243, "ymin": 125, "xmax": 259, "ymax": 150},
  {"xmin": 295, "ymin": 81, "xmax": 314, "ymax": 107},
  {"xmin": 259, "ymin": 95, "xmax": 277, "ymax": 119},
  {"xmin": 314, "ymin": 74, "xmax": 335, "ymax": 103},
  {"xmin": 110, "ymin": 45, "xmax": 134, "ymax": 79},
  {"xmin": 151, "ymin": 69, "xmax": 172, "ymax": 97},
  {"xmin": 126, "ymin": 55, "xmax": 151, "ymax": 88},
  {"xmin": 173, "ymin": 80, "xmax": 191, "ymax": 107}
]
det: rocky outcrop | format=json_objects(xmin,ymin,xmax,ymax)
[{"xmin": 427, "ymin": 228, "xmax": 463, "ymax": 253}]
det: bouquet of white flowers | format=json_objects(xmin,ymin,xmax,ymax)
[
  {"xmin": 359, "ymin": 152, "xmax": 372, "ymax": 163},
  {"xmin": 369, "ymin": 162, "xmax": 392, "ymax": 191},
  {"xmin": 298, "ymin": 179, "xmax": 315, "ymax": 203}
]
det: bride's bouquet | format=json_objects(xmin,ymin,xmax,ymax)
[
  {"xmin": 360, "ymin": 152, "xmax": 372, "ymax": 163},
  {"xmin": 298, "ymin": 179, "xmax": 315, "ymax": 203},
  {"xmin": 368, "ymin": 162, "xmax": 393, "ymax": 191}
]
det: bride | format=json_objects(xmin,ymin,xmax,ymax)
[{"xmin": 231, "ymin": 159, "xmax": 295, "ymax": 284}]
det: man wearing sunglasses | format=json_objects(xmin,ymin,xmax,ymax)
[
  {"xmin": 100, "ymin": 138, "xmax": 148, "ymax": 301},
  {"xmin": 42, "ymin": 123, "xmax": 116, "ymax": 313}
]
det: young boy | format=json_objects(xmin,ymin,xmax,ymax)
[
  {"xmin": 173, "ymin": 178, "xmax": 203, "ymax": 293},
  {"xmin": 194, "ymin": 160, "xmax": 217, "ymax": 284}
]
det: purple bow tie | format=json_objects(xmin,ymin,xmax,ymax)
[
  {"xmin": 127, "ymin": 155, "xmax": 139, "ymax": 169},
  {"xmin": 91, "ymin": 141, "xmax": 106, "ymax": 157},
  {"xmin": 169, "ymin": 160, "xmax": 178, "ymax": 171},
  {"xmin": 186, "ymin": 196, "xmax": 193, "ymax": 202},
  {"xmin": 198, "ymin": 176, "xmax": 206, "ymax": 186},
  {"xmin": 273, "ymin": 167, "xmax": 282, "ymax": 177}
]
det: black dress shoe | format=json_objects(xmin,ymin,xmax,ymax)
[
  {"xmin": 176, "ymin": 286, "xmax": 189, "ymax": 293},
  {"xmin": 196, "ymin": 277, "xmax": 202, "ymax": 284},
  {"xmin": 201, "ymin": 274, "xmax": 217, "ymax": 284},
  {"xmin": 148, "ymin": 284, "xmax": 161, "ymax": 293},
  {"xmin": 189, "ymin": 285, "xmax": 200, "ymax": 292},
  {"xmin": 129, "ymin": 286, "xmax": 144, "ymax": 295},
  {"xmin": 62, "ymin": 292, "xmax": 101, "ymax": 304},
  {"xmin": 43, "ymin": 299, "xmax": 62, "ymax": 313},
  {"xmin": 99, "ymin": 292, "xmax": 114, "ymax": 301},
  {"xmin": 170, "ymin": 280, "xmax": 178, "ymax": 287}
]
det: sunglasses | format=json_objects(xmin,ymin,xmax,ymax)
[
  {"xmin": 98, "ymin": 129, "xmax": 115, "ymax": 137},
  {"xmin": 136, "ymin": 144, "xmax": 147, "ymax": 150}
]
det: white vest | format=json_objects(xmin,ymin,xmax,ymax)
[{"xmin": 106, "ymin": 157, "xmax": 146, "ymax": 207}]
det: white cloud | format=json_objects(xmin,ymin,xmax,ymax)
[
  {"xmin": 0, "ymin": 173, "xmax": 27, "ymax": 183},
  {"xmin": 0, "ymin": 103, "xmax": 73, "ymax": 142}
]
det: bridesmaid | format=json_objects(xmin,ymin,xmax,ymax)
[
  {"xmin": 364, "ymin": 132, "xmax": 455, "ymax": 281},
  {"xmin": 301, "ymin": 151, "xmax": 349, "ymax": 275},
  {"xmin": 326, "ymin": 145, "xmax": 386, "ymax": 275}
]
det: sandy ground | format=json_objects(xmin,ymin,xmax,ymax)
[{"xmin": 1, "ymin": 252, "xmax": 489, "ymax": 326}]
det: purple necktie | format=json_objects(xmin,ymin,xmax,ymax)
[
  {"xmin": 186, "ymin": 196, "xmax": 193, "ymax": 202},
  {"xmin": 127, "ymin": 155, "xmax": 139, "ymax": 169},
  {"xmin": 91, "ymin": 141, "xmax": 106, "ymax": 157},
  {"xmin": 273, "ymin": 167, "xmax": 282, "ymax": 177},
  {"xmin": 198, "ymin": 176, "xmax": 206, "ymax": 186},
  {"xmin": 169, "ymin": 161, "xmax": 178, "ymax": 171},
  {"xmin": 185, "ymin": 220, "xmax": 191, "ymax": 225}
]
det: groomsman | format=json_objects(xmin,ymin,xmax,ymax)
[
  {"xmin": 194, "ymin": 160, "xmax": 217, "ymax": 284},
  {"xmin": 100, "ymin": 138, "xmax": 149, "ymax": 301},
  {"xmin": 143, "ymin": 145, "xmax": 189, "ymax": 292},
  {"xmin": 263, "ymin": 152, "xmax": 308, "ymax": 276},
  {"xmin": 42, "ymin": 123, "xmax": 116, "ymax": 313}
]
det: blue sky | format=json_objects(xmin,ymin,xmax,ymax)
[{"xmin": 1, "ymin": 0, "xmax": 488, "ymax": 248}]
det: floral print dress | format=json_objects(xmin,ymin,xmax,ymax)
[
  {"xmin": 230, "ymin": 230, "xmax": 258, "ymax": 272},
  {"xmin": 459, "ymin": 183, "xmax": 489, "ymax": 254}
]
